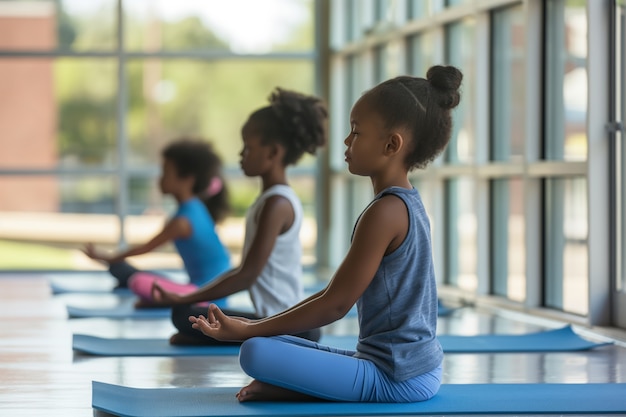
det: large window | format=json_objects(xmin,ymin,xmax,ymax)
[
  {"xmin": 0, "ymin": 0, "xmax": 317, "ymax": 271},
  {"xmin": 326, "ymin": 0, "xmax": 616, "ymax": 327}
]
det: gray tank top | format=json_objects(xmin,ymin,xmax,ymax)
[{"xmin": 353, "ymin": 186, "xmax": 443, "ymax": 381}]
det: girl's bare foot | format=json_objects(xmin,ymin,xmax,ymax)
[
  {"xmin": 169, "ymin": 332, "xmax": 208, "ymax": 346},
  {"xmin": 236, "ymin": 380, "xmax": 319, "ymax": 402},
  {"xmin": 134, "ymin": 299, "xmax": 165, "ymax": 309}
]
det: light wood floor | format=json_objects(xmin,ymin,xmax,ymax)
[{"xmin": 1, "ymin": 273, "xmax": 625, "ymax": 417}]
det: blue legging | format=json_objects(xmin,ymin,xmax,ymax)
[{"xmin": 239, "ymin": 335, "xmax": 442, "ymax": 402}]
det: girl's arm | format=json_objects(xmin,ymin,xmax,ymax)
[
  {"xmin": 83, "ymin": 217, "xmax": 191, "ymax": 264},
  {"xmin": 192, "ymin": 195, "xmax": 409, "ymax": 341},
  {"xmin": 152, "ymin": 195, "xmax": 294, "ymax": 305}
]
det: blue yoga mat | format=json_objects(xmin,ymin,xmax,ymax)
[
  {"xmin": 73, "ymin": 334, "xmax": 240, "ymax": 356},
  {"xmin": 73, "ymin": 326, "xmax": 610, "ymax": 356},
  {"xmin": 437, "ymin": 324, "xmax": 612, "ymax": 352},
  {"xmin": 73, "ymin": 334, "xmax": 360, "ymax": 357},
  {"xmin": 92, "ymin": 381, "xmax": 626, "ymax": 416}
]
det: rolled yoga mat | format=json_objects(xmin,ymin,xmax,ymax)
[
  {"xmin": 92, "ymin": 380, "xmax": 626, "ymax": 417},
  {"xmin": 73, "ymin": 325, "xmax": 611, "ymax": 356}
]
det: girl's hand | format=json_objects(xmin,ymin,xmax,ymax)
[
  {"xmin": 189, "ymin": 304, "xmax": 250, "ymax": 341},
  {"xmin": 151, "ymin": 282, "xmax": 183, "ymax": 305}
]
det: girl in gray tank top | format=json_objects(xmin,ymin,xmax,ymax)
[{"xmin": 189, "ymin": 66, "xmax": 463, "ymax": 403}]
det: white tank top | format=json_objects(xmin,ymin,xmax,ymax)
[{"xmin": 244, "ymin": 184, "xmax": 304, "ymax": 317}]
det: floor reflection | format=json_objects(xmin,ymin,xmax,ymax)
[{"xmin": 1, "ymin": 276, "xmax": 625, "ymax": 417}]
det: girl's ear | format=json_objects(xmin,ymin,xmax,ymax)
[
  {"xmin": 269, "ymin": 142, "xmax": 286, "ymax": 161},
  {"xmin": 269, "ymin": 142, "xmax": 280, "ymax": 157},
  {"xmin": 384, "ymin": 132, "xmax": 404, "ymax": 156}
]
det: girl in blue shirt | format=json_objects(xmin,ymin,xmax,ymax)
[
  {"xmin": 82, "ymin": 139, "xmax": 231, "ymax": 305},
  {"xmin": 190, "ymin": 65, "xmax": 463, "ymax": 403}
]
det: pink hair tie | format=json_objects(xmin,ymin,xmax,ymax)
[{"xmin": 207, "ymin": 177, "xmax": 223, "ymax": 197}]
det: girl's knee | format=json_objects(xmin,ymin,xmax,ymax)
[
  {"xmin": 239, "ymin": 337, "xmax": 275, "ymax": 378},
  {"xmin": 128, "ymin": 273, "xmax": 156, "ymax": 300},
  {"xmin": 171, "ymin": 304, "xmax": 192, "ymax": 331},
  {"xmin": 239, "ymin": 337, "xmax": 266, "ymax": 378}
]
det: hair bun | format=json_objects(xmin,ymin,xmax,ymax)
[{"xmin": 426, "ymin": 65, "xmax": 463, "ymax": 109}]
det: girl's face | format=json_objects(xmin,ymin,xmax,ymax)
[
  {"xmin": 343, "ymin": 96, "xmax": 389, "ymax": 176},
  {"xmin": 159, "ymin": 158, "xmax": 186, "ymax": 195},
  {"xmin": 239, "ymin": 120, "xmax": 276, "ymax": 177}
]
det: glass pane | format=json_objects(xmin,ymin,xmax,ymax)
[
  {"xmin": 491, "ymin": 178, "xmax": 525, "ymax": 302},
  {"xmin": 125, "ymin": 59, "xmax": 314, "ymax": 169},
  {"xmin": 445, "ymin": 19, "xmax": 475, "ymax": 164},
  {"xmin": 544, "ymin": 177, "xmax": 588, "ymax": 315},
  {"xmin": 407, "ymin": 1, "xmax": 441, "ymax": 19},
  {"xmin": 446, "ymin": 0, "xmax": 470, "ymax": 6},
  {"xmin": 344, "ymin": 0, "xmax": 357, "ymax": 43},
  {"xmin": 124, "ymin": 0, "xmax": 313, "ymax": 53},
  {"xmin": 491, "ymin": 5, "xmax": 526, "ymax": 162},
  {"xmin": 374, "ymin": 41, "xmax": 402, "ymax": 83},
  {"xmin": 0, "ymin": 0, "xmax": 116, "ymax": 51},
  {"xmin": 445, "ymin": 177, "xmax": 477, "ymax": 291},
  {"xmin": 407, "ymin": 31, "xmax": 437, "ymax": 76},
  {"xmin": 373, "ymin": 0, "xmax": 386, "ymax": 22},
  {"xmin": 347, "ymin": 54, "xmax": 367, "ymax": 105},
  {"xmin": 0, "ymin": 175, "xmax": 118, "ymax": 270},
  {"xmin": 57, "ymin": 59, "xmax": 118, "ymax": 167},
  {"xmin": 374, "ymin": 46, "xmax": 386, "ymax": 83},
  {"xmin": 544, "ymin": 0, "xmax": 587, "ymax": 161},
  {"xmin": 0, "ymin": 58, "xmax": 117, "ymax": 170}
]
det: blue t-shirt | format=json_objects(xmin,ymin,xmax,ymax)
[
  {"xmin": 173, "ymin": 197, "xmax": 231, "ymax": 286},
  {"xmin": 354, "ymin": 187, "xmax": 443, "ymax": 381}
]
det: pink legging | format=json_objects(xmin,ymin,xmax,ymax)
[{"xmin": 128, "ymin": 272, "xmax": 198, "ymax": 301}]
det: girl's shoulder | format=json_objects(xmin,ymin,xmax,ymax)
[
  {"xmin": 376, "ymin": 186, "xmax": 418, "ymax": 199},
  {"xmin": 175, "ymin": 197, "xmax": 206, "ymax": 217},
  {"xmin": 261, "ymin": 184, "xmax": 295, "ymax": 197},
  {"xmin": 257, "ymin": 184, "xmax": 300, "ymax": 207}
]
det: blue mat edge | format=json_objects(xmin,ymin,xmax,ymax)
[
  {"xmin": 92, "ymin": 380, "xmax": 626, "ymax": 417},
  {"xmin": 66, "ymin": 305, "xmax": 171, "ymax": 319}
]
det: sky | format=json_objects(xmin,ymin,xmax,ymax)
[{"xmin": 63, "ymin": 0, "xmax": 310, "ymax": 52}]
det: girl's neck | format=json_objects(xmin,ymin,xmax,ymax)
[
  {"xmin": 371, "ymin": 175, "xmax": 412, "ymax": 196},
  {"xmin": 260, "ymin": 170, "xmax": 288, "ymax": 192},
  {"xmin": 173, "ymin": 190, "xmax": 195, "ymax": 204}
]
